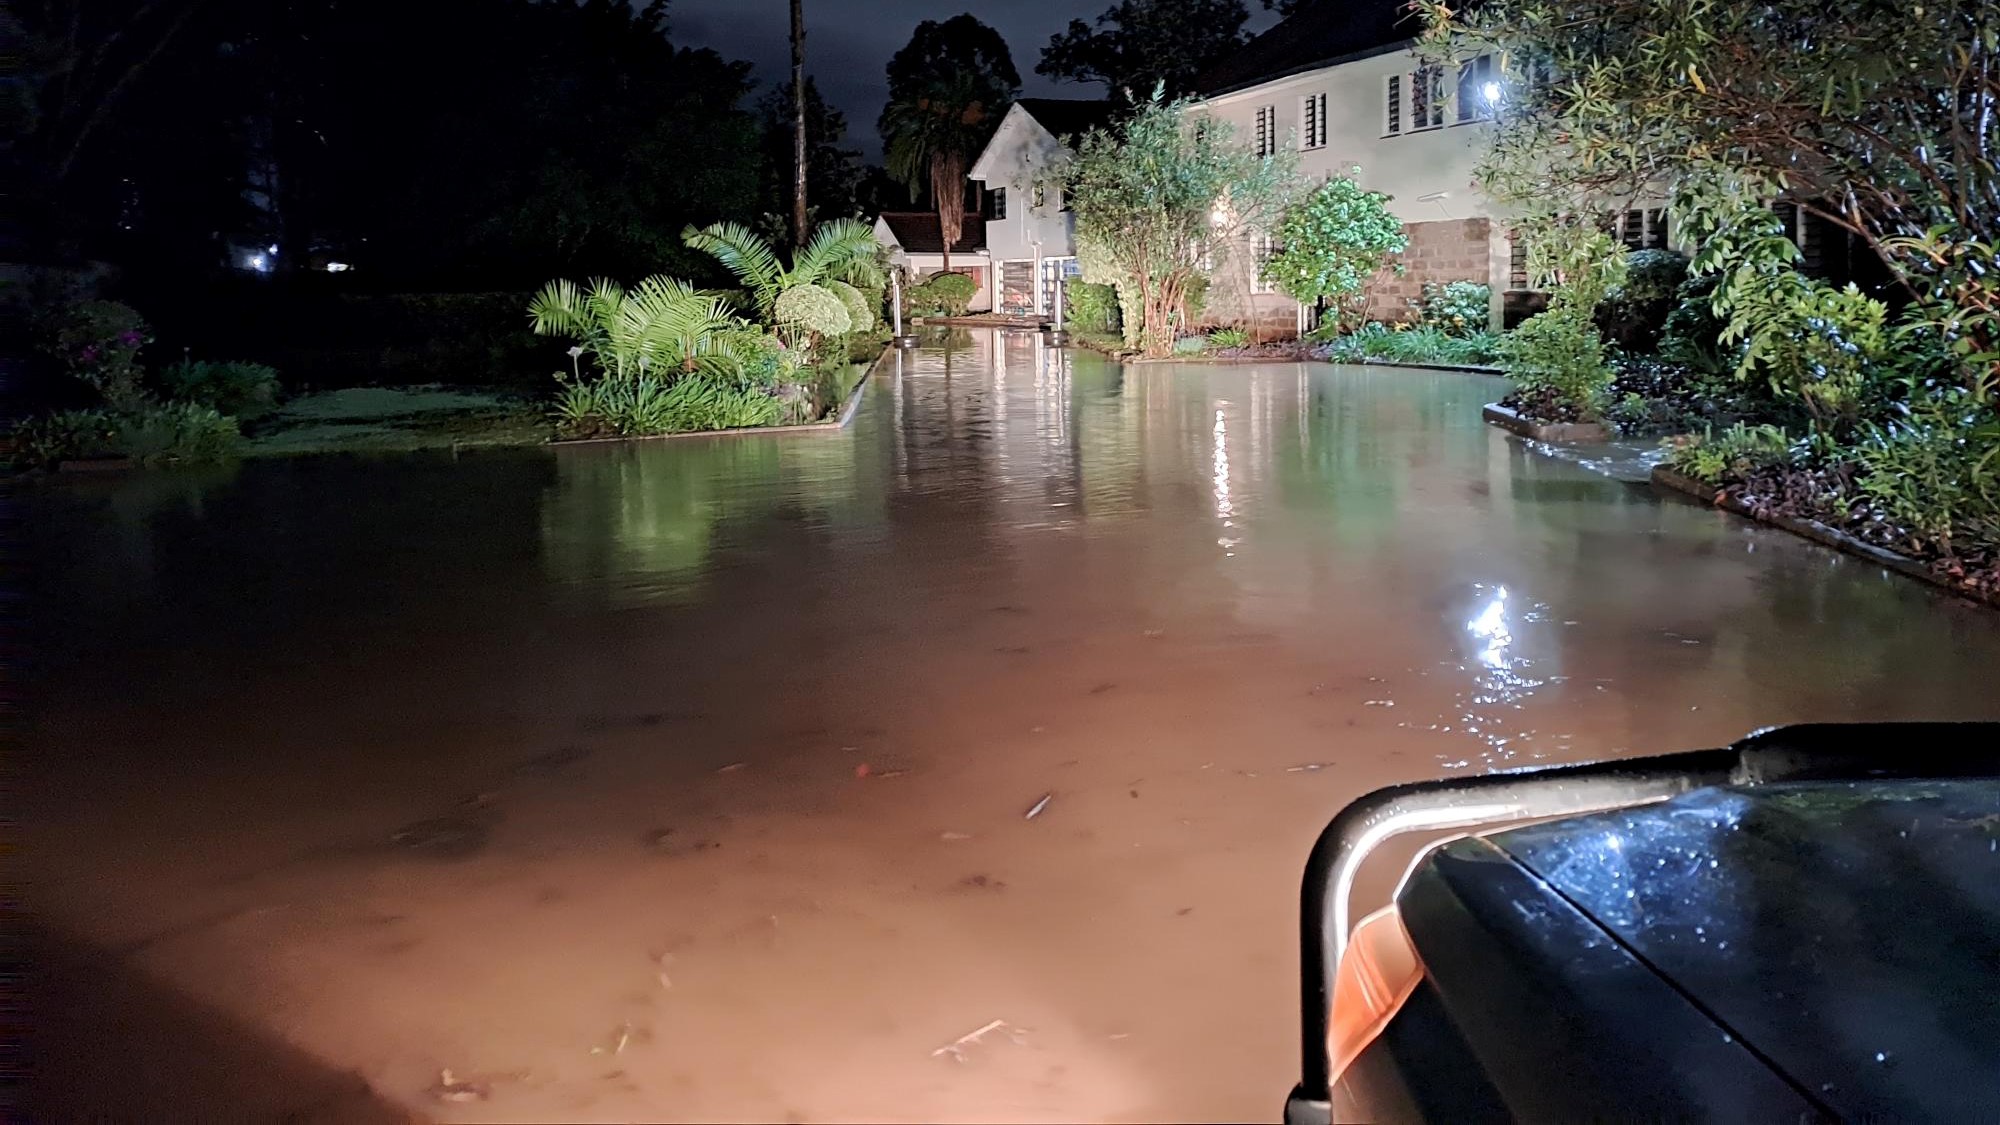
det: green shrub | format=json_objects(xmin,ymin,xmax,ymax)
[
  {"xmin": 1496, "ymin": 307, "xmax": 1616, "ymax": 419},
  {"xmin": 1323, "ymin": 322, "xmax": 1500, "ymax": 366},
  {"xmin": 1173, "ymin": 335, "xmax": 1209, "ymax": 354},
  {"xmin": 553, "ymin": 374, "xmax": 781, "ymax": 436},
  {"xmin": 910, "ymin": 272, "xmax": 977, "ymax": 317},
  {"xmin": 1206, "ymin": 327, "xmax": 1249, "ymax": 350},
  {"xmin": 1728, "ymin": 274, "xmax": 1891, "ymax": 436},
  {"xmin": 157, "ymin": 358, "xmax": 282, "ymax": 418},
  {"xmin": 1664, "ymin": 422, "xmax": 1796, "ymax": 486},
  {"xmin": 38, "ymin": 299, "xmax": 151, "ymax": 407},
  {"xmin": 1617, "ymin": 249, "xmax": 1689, "ymax": 304},
  {"xmin": 828, "ymin": 280, "xmax": 875, "ymax": 334},
  {"xmin": 1598, "ymin": 249, "xmax": 1689, "ymax": 353},
  {"xmin": 1659, "ymin": 273, "xmax": 1734, "ymax": 378},
  {"xmin": 1854, "ymin": 384, "xmax": 2000, "ymax": 557},
  {"xmin": 1417, "ymin": 281, "xmax": 1492, "ymax": 336},
  {"xmin": 13, "ymin": 402, "xmax": 239, "ymax": 466},
  {"xmin": 772, "ymin": 283, "xmax": 852, "ymax": 355},
  {"xmin": 1067, "ymin": 281, "xmax": 1121, "ymax": 333}
]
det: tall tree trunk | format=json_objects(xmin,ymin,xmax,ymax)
[{"xmin": 790, "ymin": 0, "xmax": 808, "ymax": 246}]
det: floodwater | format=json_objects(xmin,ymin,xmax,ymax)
[{"xmin": 23, "ymin": 328, "xmax": 2000, "ymax": 1122}]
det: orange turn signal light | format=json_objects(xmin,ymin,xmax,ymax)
[{"xmin": 1328, "ymin": 905, "xmax": 1424, "ymax": 1080}]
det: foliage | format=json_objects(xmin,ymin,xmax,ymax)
[
  {"xmin": 773, "ymin": 284, "xmax": 852, "ymax": 355},
  {"xmin": 1067, "ymin": 282, "xmax": 1122, "ymax": 334},
  {"xmin": 39, "ymin": 299, "xmax": 150, "ymax": 407},
  {"xmin": 681, "ymin": 218, "xmax": 883, "ymax": 323},
  {"xmin": 1659, "ymin": 273, "xmax": 1734, "ymax": 378},
  {"xmin": 1263, "ymin": 173, "xmax": 1407, "ymax": 328},
  {"xmin": 156, "ymin": 358, "xmax": 281, "ymax": 418},
  {"xmin": 1496, "ymin": 306, "xmax": 1616, "ymax": 420},
  {"xmin": 552, "ymin": 373, "xmax": 781, "ymax": 437},
  {"xmin": 1323, "ymin": 322, "xmax": 1501, "ymax": 366},
  {"xmin": 1038, "ymin": 0, "xmax": 1251, "ymax": 102},
  {"xmin": 881, "ymin": 15, "xmax": 1020, "ymax": 142},
  {"xmin": 14, "ymin": 402, "xmax": 239, "ymax": 466},
  {"xmin": 881, "ymin": 70, "xmax": 1001, "ymax": 270},
  {"xmin": 1054, "ymin": 90, "xmax": 1302, "ymax": 356},
  {"xmin": 1206, "ymin": 328, "xmax": 1249, "ymax": 350},
  {"xmin": 1418, "ymin": 0, "xmax": 2000, "ymax": 400},
  {"xmin": 828, "ymin": 280, "xmax": 875, "ymax": 335},
  {"xmin": 1664, "ymin": 422, "xmax": 1797, "ymax": 486},
  {"xmin": 1598, "ymin": 250, "xmax": 1689, "ymax": 354},
  {"xmin": 910, "ymin": 272, "xmax": 978, "ymax": 317},
  {"xmin": 1417, "ymin": 281, "xmax": 1491, "ymax": 337},
  {"xmin": 1615, "ymin": 249, "xmax": 1688, "ymax": 306},
  {"xmin": 757, "ymin": 79, "xmax": 864, "ymax": 229},
  {"xmin": 528, "ymin": 276, "xmax": 755, "ymax": 381},
  {"xmin": 1854, "ymin": 384, "xmax": 2000, "ymax": 558},
  {"xmin": 1725, "ymin": 273, "xmax": 1892, "ymax": 438},
  {"xmin": 1173, "ymin": 335, "xmax": 1209, "ymax": 355}
]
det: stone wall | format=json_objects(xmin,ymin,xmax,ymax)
[{"xmin": 1364, "ymin": 218, "xmax": 1493, "ymax": 321}]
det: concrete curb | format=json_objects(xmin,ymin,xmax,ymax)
[
  {"xmin": 1359, "ymin": 359, "xmax": 1505, "ymax": 375},
  {"xmin": 1482, "ymin": 402, "xmax": 1611, "ymax": 444},
  {"xmin": 550, "ymin": 351, "xmax": 884, "ymax": 447},
  {"xmin": 1650, "ymin": 464, "xmax": 2000, "ymax": 610}
]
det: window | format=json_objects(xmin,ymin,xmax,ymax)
[
  {"xmin": 1410, "ymin": 65, "xmax": 1445, "ymax": 129},
  {"xmin": 1251, "ymin": 230, "xmax": 1278, "ymax": 294},
  {"xmin": 1508, "ymin": 230, "xmax": 1530, "ymax": 290},
  {"xmin": 1385, "ymin": 75, "xmax": 1402, "ymax": 135},
  {"xmin": 1300, "ymin": 91, "xmax": 1327, "ymax": 149},
  {"xmin": 1254, "ymin": 105, "xmax": 1277, "ymax": 158},
  {"xmin": 1456, "ymin": 55, "xmax": 1494, "ymax": 123},
  {"xmin": 1620, "ymin": 208, "xmax": 1668, "ymax": 250},
  {"xmin": 991, "ymin": 188, "xmax": 1007, "ymax": 220},
  {"xmin": 1032, "ymin": 184, "xmax": 1047, "ymax": 209}
]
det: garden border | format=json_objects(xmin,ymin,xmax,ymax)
[
  {"xmin": 1650, "ymin": 464, "xmax": 2000, "ymax": 609},
  {"xmin": 1482, "ymin": 402, "xmax": 1611, "ymax": 443},
  {"xmin": 548, "ymin": 351, "xmax": 883, "ymax": 447},
  {"xmin": 1357, "ymin": 359, "xmax": 1504, "ymax": 375}
]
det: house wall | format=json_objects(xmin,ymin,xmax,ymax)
[
  {"xmin": 971, "ymin": 108, "xmax": 1080, "ymax": 264},
  {"xmin": 1194, "ymin": 45, "xmax": 1516, "ymax": 331}
]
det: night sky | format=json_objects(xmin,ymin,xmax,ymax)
[{"xmin": 668, "ymin": 0, "xmax": 1280, "ymax": 158}]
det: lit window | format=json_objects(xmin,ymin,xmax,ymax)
[
  {"xmin": 1255, "ymin": 105, "xmax": 1277, "ymax": 158},
  {"xmin": 1456, "ymin": 55, "xmax": 1494, "ymax": 123},
  {"xmin": 1300, "ymin": 92, "xmax": 1327, "ymax": 149}
]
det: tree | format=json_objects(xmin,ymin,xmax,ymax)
[
  {"xmin": 759, "ymin": 79, "xmax": 863, "ymax": 229},
  {"xmin": 879, "ymin": 14, "xmax": 1020, "ymax": 139},
  {"xmin": 1417, "ymin": 0, "xmax": 2000, "ymax": 399},
  {"xmin": 1055, "ymin": 91, "xmax": 1301, "ymax": 356},
  {"xmin": 790, "ymin": 0, "xmax": 808, "ymax": 246},
  {"xmin": 1037, "ymin": 0, "xmax": 1251, "ymax": 102},
  {"xmin": 881, "ymin": 71, "xmax": 1002, "ymax": 271},
  {"xmin": 1264, "ymin": 173, "xmax": 1409, "ymax": 332},
  {"xmin": 682, "ymin": 218, "xmax": 882, "ymax": 323}
]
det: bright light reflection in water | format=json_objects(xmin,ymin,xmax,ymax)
[
  {"xmin": 1418, "ymin": 583, "xmax": 1552, "ymax": 771},
  {"xmin": 1468, "ymin": 585, "xmax": 1513, "ymax": 670},
  {"xmin": 1213, "ymin": 406, "xmax": 1237, "ymax": 554}
]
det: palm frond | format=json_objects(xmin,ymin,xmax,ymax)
[
  {"xmin": 683, "ymin": 223, "xmax": 784, "ymax": 318},
  {"xmin": 794, "ymin": 218, "xmax": 885, "ymax": 289}
]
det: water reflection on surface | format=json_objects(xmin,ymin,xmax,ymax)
[{"xmin": 24, "ymin": 328, "xmax": 2000, "ymax": 1122}]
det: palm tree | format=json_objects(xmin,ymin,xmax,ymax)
[
  {"xmin": 528, "ymin": 275, "xmax": 753, "ymax": 381},
  {"xmin": 681, "ymin": 217, "xmax": 883, "ymax": 322},
  {"xmin": 882, "ymin": 71, "xmax": 998, "ymax": 272}
]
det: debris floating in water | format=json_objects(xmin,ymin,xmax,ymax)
[
  {"xmin": 1285, "ymin": 763, "xmax": 1330, "ymax": 773},
  {"xmin": 931, "ymin": 1018, "xmax": 1028, "ymax": 1062},
  {"xmin": 1024, "ymin": 792, "xmax": 1053, "ymax": 820},
  {"xmin": 1364, "ymin": 699, "xmax": 1395, "ymax": 707},
  {"xmin": 716, "ymin": 762, "xmax": 747, "ymax": 773},
  {"xmin": 941, "ymin": 831, "xmax": 973, "ymax": 841},
  {"xmin": 428, "ymin": 1069, "xmax": 487, "ymax": 1103}
]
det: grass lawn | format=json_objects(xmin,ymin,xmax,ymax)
[{"xmin": 243, "ymin": 386, "xmax": 552, "ymax": 456}]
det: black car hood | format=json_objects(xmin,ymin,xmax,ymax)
[{"xmin": 1489, "ymin": 778, "xmax": 2000, "ymax": 1120}]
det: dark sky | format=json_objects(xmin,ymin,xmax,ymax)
[{"xmin": 667, "ymin": 1, "xmax": 1278, "ymax": 160}]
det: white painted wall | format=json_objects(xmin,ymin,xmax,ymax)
[{"xmin": 969, "ymin": 105, "xmax": 1080, "ymax": 263}]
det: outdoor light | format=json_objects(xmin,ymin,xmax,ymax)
[
  {"xmin": 1483, "ymin": 81, "xmax": 1503, "ymax": 105},
  {"xmin": 324, "ymin": 261, "xmax": 351, "ymax": 272},
  {"xmin": 249, "ymin": 253, "xmax": 268, "ymax": 271},
  {"xmin": 267, "ymin": 243, "xmax": 280, "ymax": 254}
]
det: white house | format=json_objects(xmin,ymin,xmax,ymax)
[
  {"xmin": 966, "ymin": 98, "xmax": 1116, "ymax": 318},
  {"xmin": 1190, "ymin": 2, "xmax": 1674, "ymax": 331},
  {"xmin": 872, "ymin": 212, "xmax": 994, "ymax": 313}
]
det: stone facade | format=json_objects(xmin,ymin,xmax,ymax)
[{"xmin": 1365, "ymin": 218, "xmax": 1492, "ymax": 321}]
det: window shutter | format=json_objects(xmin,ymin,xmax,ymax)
[{"xmin": 1386, "ymin": 76, "xmax": 1402, "ymax": 135}]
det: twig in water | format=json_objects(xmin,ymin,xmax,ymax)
[
  {"xmin": 930, "ymin": 1019, "xmax": 1027, "ymax": 1062},
  {"xmin": 1024, "ymin": 793, "xmax": 1053, "ymax": 820}
]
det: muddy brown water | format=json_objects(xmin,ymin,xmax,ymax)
[{"xmin": 23, "ymin": 329, "xmax": 2000, "ymax": 1121}]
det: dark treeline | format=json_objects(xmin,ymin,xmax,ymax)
[{"xmin": 16, "ymin": 0, "xmax": 863, "ymax": 292}]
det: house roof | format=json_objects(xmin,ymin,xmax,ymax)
[
  {"xmin": 877, "ymin": 212, "xmax": 988, "ymax": 255},
  {"xmin": 1194, "ymin": 0, "xmax": 1416, "ymax": 99},
  {"xmin": 1011, "ymin": 98, "xmax": 1118, "ymax": 142}
]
